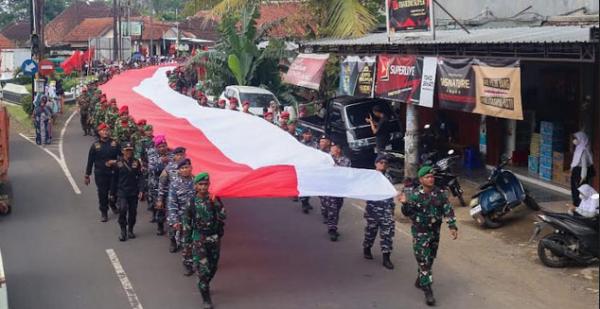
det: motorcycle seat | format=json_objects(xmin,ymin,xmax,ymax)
[{"xmin": 545, "ymin": 212, "xmax": 599, "ymax": 231}]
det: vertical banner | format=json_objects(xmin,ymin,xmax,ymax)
[
  {"xmin": 472, "ymin": 59, "xmax": 523, "ymax": 120},
  {"xmin": 338, "ymin": 56, "xmax": 376, "ymax": 97},
  {"xmin": 387, "ymin": 0, "xmax": 432, "ymax": 33},
  {"xmin": 437, "ymin": 57, "xmax": 476, "ymax": 112},
  {"xmin": 374, "ymin": 55, "xmax": 435, "ymax": 107}
]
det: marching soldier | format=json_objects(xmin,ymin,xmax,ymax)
[
  {"xmin": 298, "ymin": 128, "xmax": 317, "ymax": 213},
  {"xmin": 85, "ymin": 123, "xmax": 120, "ymax": 222},
  {"xmin": 147, "ymin": 135, "xmax": 171, "ymax": 234},
  {"xmin": 363, "ymin": 154, "xmax": 396, "ymax": 270},
  {"xmin": 322, "ymin": 142, "xmax": 350, "ymax": 241},
  {"xmin": 318, "ymin": 135, "xmax": 332, "ymax": 221},
  {"xmin": 400, "ymin": 165, "xmax": 458, "ymax": 306},
  {"xmin": 77, "ymin": 89, "xmax": 92, "ymax": 136},
  {"xmin": 157, "ymin": 147, "xmax": 187, "ymax": 252},
  {"xmin": 182, "ymin": 172, "xmax": 226, "ymax": 309},
  {"xmin": 168, "ymin": 158, "xmax": 196, "ymax": 276},
  {"xmin": 111, "ymin": 142, "xmax": 144, "ymax": 241},
  {"xmin": 112, "ymin": 105, "xmax": 137, "ymax": 144}
]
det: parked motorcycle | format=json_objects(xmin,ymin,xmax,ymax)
[
  {"xmin": 530, "ymin": 212, "xmax": 599, "ymax": 267},
  {"xmin": 379, "ymin": 149, "xmax": 404, "ymax": 184},
  {"xmin": 432, "ymin": 149, "xmax": 466, "ymax": 207},
  {"xmin": 469, "ymin": 157, "xmax": 540, "ymax": 228}
]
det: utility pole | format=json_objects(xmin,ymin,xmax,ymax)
[
  {"xmin": 113, "ymin": 0, "xmax": 118, "ymax": 61},
  {"xmin": 404, "ymin": 105, "xmax": 419, "ymax": 179},
  {"xmin": 175, "ymin": 8, "xmax": 179, "ymax": 58}
]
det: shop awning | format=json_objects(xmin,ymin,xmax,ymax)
[{"xmin": 283, "ymin": 53, "xmax": 329, "ymax": 90}]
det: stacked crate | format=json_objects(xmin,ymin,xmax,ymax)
[
  {"xmin": 528, "ymin": 133, "xmax": 540, "ymax": 175},
  {"xmin": 539, "ymin": 121, "xmax": 564, "ymax": 181}
]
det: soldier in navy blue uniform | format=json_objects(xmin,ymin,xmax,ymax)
[
  {"xmin": 111, "ymin": 142, "xmax": 145, "ymax": 241},
  {"xmin": 85, "ymin": 123, "xmax": 120, "ymax": 222}
]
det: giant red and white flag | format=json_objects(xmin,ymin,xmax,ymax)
[{"xmin": 100, "ymin": 66, "xmax": 397, "ymax": 200}]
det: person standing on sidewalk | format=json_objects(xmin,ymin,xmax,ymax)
[
  {"xmin": 570, "ymin": 131, "xmax": 595, "ymax": 206},
  {"xmin": 111, "ymin": 142, "xmax": 145, "ymax": 241},
  {"xmin": 363, "ymin": 154, "xmax": 396, "ymax": 270},
  {"xmin": 182, "ymin": 172, "xmax": 226, "ymax": 309},
  {"xmin": 322, "ymin": 142, "xmax": 351, "ymax": 241},
  {"xmin": 85, "ymin": 123, "xmax": 121, "ymax": 222},
  {"xmin": 400, "ymin": 165, "xmax": 458, "ymax": 306}
]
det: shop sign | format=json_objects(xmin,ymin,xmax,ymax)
[
  {"xmin": 283, "ymin": 53, "xmax": 329, "ymax": 90},
  {"xmin": 387, "ymin": 0, "xmax": 432, "ymax": 33},
  {"xmin": 374, "ymin": 55, "xmax": 436, "ymax": 107},
  {"xmin": 437, "ymin": 57, "xmax": 523, "ymax": 120},
  {"xmin": 338, "ymin": 56, "xmax": 376, "ymax": 97}
]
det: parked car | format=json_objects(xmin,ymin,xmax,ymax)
[
  {"xmin": 297, "ymin": 96, "xmax": 403, "ymax": 167},
  {"xmin": 219, "ymin": 85, "xmax": 296, "ymax": 118}
]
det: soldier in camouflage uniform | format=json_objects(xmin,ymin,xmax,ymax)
[
  {"xmin": 77, "ymin": 89, "xmax": 92, "ymax": 136},
  {"xmin": 112, "ymin": 105, "xmax": 137, "ymax": 144},
  {"xmin": 167, "ymin": 158, "xmax": 195, "ymax": 276},
  {"xmin": 298, "ymin": 128, "xmax": 318, "ymax": 213},
  {"xmin": 147, "ymin": 135, "xmax": 171, "ymax": 234},
  {"xmin": 105, "ymin": 99, "xmax": 120, "ymax": 128},
  {"xmin": 322, "ymin": 142, "xmax": 351, "ymax": 241},
  {"xmin": 157, "ymin": 147, "xmax": 187, "ymax": 252},
  {"xmin": 182, "ymin": 172, "xmax": 225, "ymax": 309},
  {"xmin": 363, "ymin": 154, "xmax": 396, "ymax": 270},
  {"xmin": 93, "ymin": 97, "xmax": 109, "ymax": 130},
  {"xmin": 317, "ymin": 135, "xmax": 332, "ymax": 221},
  {"xmin": 134, "ymin": 124, "xmax": 153, "ymax": 162},
  {"xmin": 400, "ymin": 165, "xmax": 458, "ymax": 307}
]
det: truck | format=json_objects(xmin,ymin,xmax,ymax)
[{"xmin": 297, "ymin": 96, "xmax": 403, "ymax": 167}]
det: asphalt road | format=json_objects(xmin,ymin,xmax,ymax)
[{"xmin": 0, "ymin": 112, "xmax": 595, "ymax": 309}]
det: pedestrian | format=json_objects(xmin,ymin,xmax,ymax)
[
  {"xmin": 32, "ymin": 95, "xmax": 52, "ymax": 145},
  {"xmin": 318, "ymin": 135, "xmax": 332, "ymax": 222},
  {"xmin": 147, "ymin": 135, "xmax": 171, "ymax": 234},
  {"xmin": 168, "ymin": 158, "xmax": 195, "ymax": 275},
  {"xmin": 158, "ymin": 147, "xmax": 188, "ymax": 252},
  {"xmin": 182, "ymin": 172, "xmax": 226, "ymax": 309},
  {"xmin": 323, "ymin": 142, "xmax": 351, "ymax": 241},
  {"xmin": 570, "ymin": 131, "xmax": 595, "ymax": 206},
  {"xmin": 77, "ymin": 89, "xmax": 92, "ymax": 136},
  {"xmin": 85, "ymin": 123, "xmax": 121, "ymax": 222},
  {"xmin": 363, "ymin": 154, "xmax": 396, "ymax": 270},
  {"xmin": 242, "ymin": 101, "xmax": 251, "ymax": 114},
  {"xmin": 400, "ymin": 165, "xmax": 458, "ymax": 306},
  {"xmin": 111, "ymin": 142, "xmax": 145, "ymax": 241},
  {"xmin": 366, "ymin": 105, "xmax": 391, "ymax": 153},
  {"xmin": 298, "ymin": 128, "xmax": 317, "ymax": 213}
]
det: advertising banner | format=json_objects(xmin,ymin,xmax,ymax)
[
  {"xmin": 374, "ymin": 55, "xmax": 435, "ymax": 107},
  {"xmin": 283, "ymin": 53, "xmax": 330, "ymax": 90},
  {"xmin": 437, "ymin": 58, "xmax": 523, "ymax": 120},
  {"xmin": 387, "ymin": 0, "xmax": 432, "ymax": 33},
  {"xmin": 339, "ymin": 56, "xmax": 376, "ymax": 97}
]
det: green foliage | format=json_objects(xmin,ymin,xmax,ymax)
[{"xmin": 21, "ymin": 94, "xmax": 33, "ymax": 116}]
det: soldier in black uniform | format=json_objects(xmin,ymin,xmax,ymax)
[
  {"xmin": 112, "ymin": 142, "xmax": 145, "ymax": 241},
  {"xmin": 85, "ymin": 123, "xmax": 121, "ymax": 222}
]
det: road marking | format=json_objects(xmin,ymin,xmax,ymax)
[
  {"xmin": 351, "ymin": 202, "xmax": 411, "ymax": 237},
  {"xmin": 106, "ymin": 249, "xmax": 144, "ymax": 309},
  {"xmin": 18, "ymin": 110, "xmax": 81, "ymax": 194}
]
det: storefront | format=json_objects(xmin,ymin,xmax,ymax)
[{"xmin": 301, "ymin": 26, "xmax": 600, "ymax": 191}]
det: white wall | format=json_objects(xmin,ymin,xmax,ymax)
[{"xmin": 435, "ymin": 0, "xmax": 598, "ymax": 20}]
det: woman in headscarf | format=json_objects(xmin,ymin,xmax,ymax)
[
  {"xmin": 32, "ymin": 95, "xmax": 52, "ymax": 145},
  {"xmin": 570, "ymin": 131, "xmax": 595, "ymax": 206}
]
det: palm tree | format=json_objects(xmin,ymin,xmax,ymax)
[{"xmin": 208, "ymin": 0, "xmax": 378, "ymax": 38}]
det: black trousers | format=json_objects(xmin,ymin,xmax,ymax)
[
  {"xmin": 570, "ymin": 166, "xmax": 595, "ymax": 206},
  {"xmin": 118, "ymin": 195, "xmax": 139, "ymax": 228},
  {"xmin": 95, "ymin": 173, "xmax": 116, "ymax": 215}
]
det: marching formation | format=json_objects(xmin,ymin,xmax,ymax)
[{"xmin": 77, "ymin": 69, "xmax": 459, "ymax": 307}]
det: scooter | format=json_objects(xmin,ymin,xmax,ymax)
[
  {"xmin": 432, "ymin": 149, "xmax": 466, "ymax": 207},
  {"xmin": 469, "ymin": 157, "xmax": 540, "ymax": 228},
  {"xmin": 530, "ymin": 212, "xmax": 599, "ymax": 267}
]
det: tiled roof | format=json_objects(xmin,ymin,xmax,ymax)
[
  {"xmin": 0, "ymin": 33, "xmax": 15, "ymax": 49},
  {"xmin": 65, "ymin": 18, "xmax": 113, "ymax": 43},
  {"xmin": 179, "ymin": 16, "xmax": 219, "ymax": 43},
  {"xmin": 0, "ymin": 20, "xmax": 30, "ymax": 46},
  {"xmin": 45, "ymin": 1, "xmax": 114, "ymax": 46}
]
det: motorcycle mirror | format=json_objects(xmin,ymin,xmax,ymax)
[
  {"xmin": 424, "ymin": 124, "xmax": 431, "ymax": 129},
  {"xmin": 447, "ymin": 149, "xmax": 455, "ymax": 155}
]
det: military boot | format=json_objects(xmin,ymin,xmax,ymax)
[
  {"xmin": 156, "ymin": 222, "xmax": 165, "ymax": 236},
  {"xmin": 200, "ymin": 289, "xmax": 214, "ymax": 309},
  {"xmin": 119, "ymin": 227, "xmax": 127, "ymax": 242},
  {"xmin": 301, "ymin": 200, "xmax": 310, "ymax": 214},
  {"xmin": 423, "ymin": 285, "xmax": 436, "ymax": 306},
  {"xmin": 382, "ymin": 253, "xmax": 394, "ymax": 270},
  {"xmin": 169, "ymin": 238, "xmax": 178, "ymax": 253},
  {"xmin": 100, "ymin": 212, "xmax": 108, "ymax": 222},
  {"xmin": 363, "ymin": 247, "xmax": 373, "ymax": 260},
  {"xmin": 415, "ymin": 277, "xmax": 423, "ymax": 290},
  {"xmin": 183, "ymin": 264, "xmax": 194, "ymax": 276},
  {"xmin": 127, "ymin": 227, "xmax": 136, "ymax": 239},
  {"xmin": 328, "ymin": 230, "xmax": 339, "ymax": 242}
]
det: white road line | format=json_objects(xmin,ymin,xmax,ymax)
[
  {"xmin": 18, "ymin": 110, "xmax": 81, "ymax": 194},
  {"xmin": 106, "ymin": 249, "xmax": 144, "ymax": 309},
  {"xmin": 351, "ymin": 202, "xmax": 411, "ymax": 237}
]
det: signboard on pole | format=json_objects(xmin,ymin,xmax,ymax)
[
  {"xmin": 20, "ymin": 59, "xmax": 38, "ymax": 77},
  {"xmin": 121, "ymin": 21, "xmax": 143, "ymax": 36},
  {"xmin": 39, "ymin": 60, "xmax": 55, "ymax": 76},
  {"xmin": 386, "ymin": 0, "xmax": 432, "ymax": 33}
]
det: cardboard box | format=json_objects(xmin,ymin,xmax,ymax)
[
  {"xmin": 540, "ymin": 155, "xmax": 553, "ymax": 169},
  {"xmin": 528, "ymin": 155, "xmax": 539, "ymax": 174},
  {"xmin": 539, "ymin": 166, "xmax": 552, "ymax": 181}
]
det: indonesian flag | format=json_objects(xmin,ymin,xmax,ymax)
[{"xmin": 100, "ymin": 66, "xmax": 397, "ymax": 200}]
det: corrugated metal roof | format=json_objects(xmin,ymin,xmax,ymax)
[{"xmin": 304, "ymin": 26, "xmax": 596, "ymax": 46}]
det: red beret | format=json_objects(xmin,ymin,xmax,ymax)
[
  {"xmin": 97, "ymin": 123, "xmax": 109, "ymax": 131},
  {"xmin": 280, "ymin": 111, "xmax": 290, "ymax": 119},
  {"xmin": 218, "ymin": 99, "xmax": 226, "ymax": 104},
  {"xmin": 136, "ymin": 119, "xmax": 147, "ymax": 126},
  {"xmin": 264, "ymin": 111, "xmax": 273, "ymax": 117},
  {"xmin": 101, "ymin": 93, "xmax": 107, "ymax": 98},
  {"xmin": 119, "ymin": 105, "xmax": 129, "ymax": 115},
  {"xmin": 242, "ymin": 100, "xmax": 250, "ymax": 106},
  {"xmin": 101, "ymin": 97, "xmax": 107, "ymax": 102}
]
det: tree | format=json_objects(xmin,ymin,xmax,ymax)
[{"xmin": 208, "ymin": 0, "xmax": 379, "ymax": 38}]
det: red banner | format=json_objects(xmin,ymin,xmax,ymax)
[
  {"xmin": 283, "ymin": 53, "xmax": 329, "ymax": 90},
  {"xmin": 375, "ymin": 54, "xmax": 422, "ymax": 103}
]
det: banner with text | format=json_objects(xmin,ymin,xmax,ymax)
[
  {"xmin": 338, "ymin": 56, "xmax": 376, "ymax": 97},
  {"xmin": 374, "ymin": 55, "xmax": 436, "ymax": 107},
  {"xmin": 387, "ymin": 0, "xmax": 432, "ymax": 33},
  {"xmin": 283, "ymin": 53, "xmax": 330, "ymax": 90},
  {"xmin": 437, "ymin": 57, "xmax": 523, "ymax": 120}
]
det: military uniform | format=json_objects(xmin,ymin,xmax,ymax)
[
  {"xmin": 167, "ymin": 171, "xmax": 195, "ymax": 266},
  {"xmin": 77, "ymin": 93, "xmax": 92, "ymax": 135},
  {"xmin": 401, "ymin": 185, "xmax": 457, "ymax": 287},
  {"xmin": 363, "ymin": 172, "xmax": 396, "ymax": 254},
  {"xmin": 147, "ymin": 147, "xmax": 171, "ymax": 231},
  {"xmin": 111, "ymin": 148, "xmax": 144, "ymax": 241},
  {"xmin": 298, "ymin": 136, "xmax": 318, "ymax": 212},
  {"xmin": 112, "ymin": 118, "xmax": 137, "ymax": 144},
  {"xmin": 86, "ymin": 137, "xmax": 120, "ymax": 219},
  {"xmin": 321, "ymin": 154, "xmax": 351, "ymax": 237}
]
